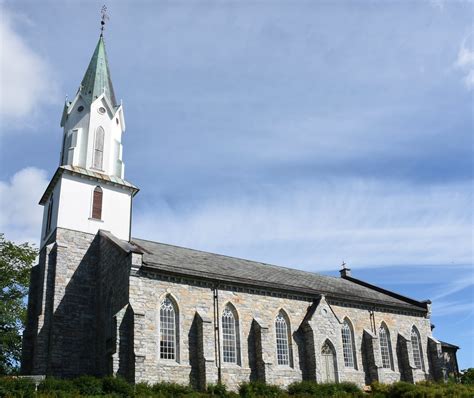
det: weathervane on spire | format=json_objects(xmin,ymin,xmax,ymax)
[{"xmin": 100, "ymin": 5, "xmax": 109, "ymax": 37}]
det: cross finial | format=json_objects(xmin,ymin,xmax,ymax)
[
  {"xmin": 341, "ymin": 261, "xmax": 347, "ymax": 269},
  {"xmin": 100, "ymin": 5, "xmax": 109, "ymax": 37}
]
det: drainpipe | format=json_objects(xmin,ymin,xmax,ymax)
[{"xmin": 213, "ymin": 285, "xmax": 222, "ymax": 383}]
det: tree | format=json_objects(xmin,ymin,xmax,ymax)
[
  {"xmin": 461, "ymin": 368, "xmax": 474, "ymax": 385},
  {"xmin": 0, "ymin": 233, "xmax": 37, "ymax": 374}
]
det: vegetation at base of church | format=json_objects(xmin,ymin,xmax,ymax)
[
  {"xmin": 287, "ymin": 381, "xmax": 362, "ymax": 396},
  {"xmin": 1, "ymin": 376, "xmax": 474, "ymax": 398},
  {"xmin": 370, "ymin": 380, "xmax": 474, "ymax": 398},
  {"xmin": 239, "ymin": 381, "xmax": 285, "ymax": 397},
  {"xmin": 0, "ymin": 233, "xmax": 38, "ymax": 375},
  {"xmin": 460, "ymin": 368, "xmax": 474, "ymax": 385}
]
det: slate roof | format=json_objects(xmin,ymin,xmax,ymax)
[{"xmin": 131, "ymin": 238, "xmax": 428, "ymax": 312}]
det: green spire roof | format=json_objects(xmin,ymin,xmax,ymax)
[{"xmin": 79, "ymin": 36, "xmax": 117, "ymax": 107}]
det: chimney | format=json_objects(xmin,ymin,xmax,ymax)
[{"xmin": 339, "ymin": 262, "xmax": 351, "ymax": 278}]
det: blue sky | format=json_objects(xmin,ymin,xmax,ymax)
[{"xmin": 0, "ymin": 1, "xmax": 472, "ymax": 369}]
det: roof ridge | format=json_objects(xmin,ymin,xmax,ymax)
[{"xmin": 341, "ymin": 275, "xmax": 429, "ymax": 309}]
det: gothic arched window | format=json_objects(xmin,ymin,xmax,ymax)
[
  {"xmin": 93, "ymin": 126, "xmax": 105, "ymax": 170},
  {"xmin": 379, "ymin": 323, "xmax": 393, "ymax": 369},
  {"xmin": 411, "ymin": 326, "xmax": 423, "ymax": 369},
  {"xmin": 341, "ymin": 320, "xmax": 356, "ymax": 368},
  {"xmin": 91, "ymin": 186, "xmax": 103, "ymax": 220},
  {"xmin": 275, "ymin": 311, "xmax": 292, "ymax": 366},
  {"xmin": 222, "ymin": 304, "xmax": 240, "ymax": 364},
  {"xmin": 159, "ymin": 296, "xmax": 178, "ymax": 360}
]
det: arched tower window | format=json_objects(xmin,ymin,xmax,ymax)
[
  {"xmin": 93, "ymin": 126, "xmax": 105, "ymax": 170},
  {"xmin": 411, "ymin": 326, "xmax": 423, "ymax": 370},
  {"xmin": 379, "ymin": 323, "xmax": 393, "ymax": 369},
  {"xmin": 275, "ymin": 310, "xmax": 292, "ymax": 366},
  {"xmin": 91, "ymin": 186, "xmax": 103, "ymax": 220},
  {"xmin": 341, "ymin": 319, "xmax": 356, "ymax": 368},
  {"xmin": 159, "ymin": 296, "xmax": 178, "ymax": 360},
  {"xmin": 222, "ymin": 304, "xmax": 240, "ymax": 364}
]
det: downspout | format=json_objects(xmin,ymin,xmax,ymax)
[{"xmin": 213, "ymin": 285, "xmax": 222, "ymax": 383}]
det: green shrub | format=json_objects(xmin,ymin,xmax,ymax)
[
  {"xmin": 73, "ymin": 375, "xmax": 103, "ymax": 395},
  {"xmin": 207, "ymin": 383, "xmax": 228, "ymax": 397},
  {"xmin": 0, "ymin": 377, "xmax": 36, "ymax": 398},
  {"xmin": 38, "ymin": 377, "xmax": 79, "ymax": 397},
  {"xmin": 461, "ymin": 368, "xmax": 474, "ymax": 385},
  {"xmin": 102, "ymin": 376, "xmax": 134, "ymax": 397},
  {"xmin": 239, "ymin": 381, "xmax": 285, "ymax": 397},
  {"xmin": 135, "ymin": 381, "xmax": 158, "ymax": 397},
  {"xmin": 287, "ymin": 381, "xmax": 362, "ymax": 397},
  {"xmin": 151, "ymin": 381, "xmax": 194, "ymax": 397}
]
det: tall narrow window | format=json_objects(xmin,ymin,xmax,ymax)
[
  {"xmin": 222, "ymin": 304, "xmax": 239, "ymax": 364},
  {"xmin": 62, "ymin": 129, "xmax": 78, "ymax": 164},
  {"xmin": 93, "ymin": 126, "xmax": 105, "ymax": 170},
  {"xmin": 275, "ymin": 311, "xmax": 291, "ymax": 366},
  {"xmin": 160, "ymin": 297, "xmax": 178, "ymax": 360},
  {"xmin": 379, "ymin": 323, "xmax": 393, "ymax": 369},
  {"xmin": 45, "ymin": 195, "xmax": 54, "ymax": 235},
  {"xmin": 411, "ymin": 327, "xmax": 423, "ymax": 370},
  {"xmin": 91, "ymin": 186, "xmax": 103, "ymax": 220},
  {"xmin": 342, "ymin": 320, "xmax": 356, "ymax": 368}
]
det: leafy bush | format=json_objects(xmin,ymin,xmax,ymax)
[
  {"xmin": 287, "ymin": 381, "xmax": 362, "ymax": 397},
  {"xmin": 151, "ymin": 381, "xmax": 194, "ymax": 397},
  {"xmin": 207, "ymin": 383, "xmax": 229, "ymax": 397},
  {"xmin": 102, "ymin": 376, "xmax": 134, "ymax": 397},
  {"xmin": 38, "ymin": 377, "xmax": 79, "ymax": 396},
  {"xmin": 73, "ymin": 375, "xmax": 103, "ymax": 396},
  {"xmin": 135, "ymin": 381, "xmax": 157, "ymax": 397},
  {"xmin": 461, "ymin": 368, "xmax": 474, "ymax": 385},
  {"xmin": 369, "ymin": 381, "xmax": 474, "ymax": 398},
  {"xmin": 0, "ymin": 377, "xmax": 36, "ymax": 398},
  {"xmin": 239, "ymin": 381, "xmax": 285, "ymax": 397}
]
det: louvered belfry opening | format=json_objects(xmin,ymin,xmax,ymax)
[{"xmin": 92, "ymin": 186, "xmax": 103, "ymax": 220}]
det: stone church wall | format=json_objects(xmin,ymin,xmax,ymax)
[
  {"xmin": 22, "ymin": 228, "xmax": 100, "ymax": 377},
  {"xmin": 125, "ymin": 267, "xmax": 434, "ymax": 390},
  {"xmin": 22, "ymin": 229, "xmax": 438, "ymax": 389}
]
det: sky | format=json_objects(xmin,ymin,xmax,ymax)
[{"xmin": 0, "ymin": 0, "xmax": 472, "ymax": 369}]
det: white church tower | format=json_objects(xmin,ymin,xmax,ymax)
[{"xmin": 39, "ymin": 32, "xmax": 138, "ymax": 246}]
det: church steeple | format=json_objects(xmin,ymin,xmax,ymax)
[
  {"xmin": 79, "ymin": 36, "xmax": 117, "ymax": 107},
  {"xmin": 59, "ymin": 33, "xmax": 126, "ymax": 178},
  {"xmin": 39, "ymin": 26, "xmax": 138, "ymax": 247}
]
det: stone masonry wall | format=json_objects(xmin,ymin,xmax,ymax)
[
  {"xmin": 97, "ymin": 232, "xmax": 135, "ymax": 380},
  {"xmin": 128, "ymin": 270, "xmax": 434, "ymax": 390}
]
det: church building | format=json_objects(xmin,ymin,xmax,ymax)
[{"xmin": 21, "ymin": 30, "xmax": 458, "ymax": 390}]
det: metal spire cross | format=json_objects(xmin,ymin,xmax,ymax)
[{"xmin": 100, "ymin": 5, "xmax": 109, "ymax": 36}]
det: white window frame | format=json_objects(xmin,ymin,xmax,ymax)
[
  {"xmin": 341, "ymin": 319, "xmax": 356, "ymax": 369},
  {"xmin": 159, "ymin": 296, "xmax": 179, "ymax": 362}
]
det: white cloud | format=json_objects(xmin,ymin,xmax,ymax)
[
  {"xmin": 133, "ymin": 178, "xmax": 473, "ymax": 271},
  {"xmin": 432, "ymin": 299, "xmax": 474, "ymax": 317},
  {"xmin": 0, "ymin": 167, "xmax": 49, "ymax": 245},
  {"xmin": 432, "ymin": 275, "xmax": 474, "ymax": 301},
  {"xmin": 0, "ymin": 6, "xmax": 59, "ymax": 127},
  {"xmin": 454, "ymin": 34, "xmax": 474, "ymax": 90}
]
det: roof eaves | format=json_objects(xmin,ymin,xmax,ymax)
[
  {"xmin": 341, "ymin": 275, "xmax": 429, "ymax": 310},
  {"xmin": 39, "ymin": 166, "xmax": 139, "ymax": 205},
  {"xmin": 140, "ymin": 260, "xmax": 425, "ymax": 313},
  {"xmin": 99, "ymin": 230, "xmax": 143, "ymax": 255}
]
